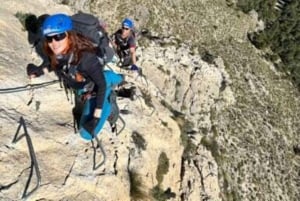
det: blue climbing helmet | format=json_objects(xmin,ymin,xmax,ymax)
[
  {"xmin": 42, "ymin": 13, "xmax": 72, "ymax": 36},
  {"xmin": 122, "ymin": 18, "xmax": 134, "ymax": 29}
]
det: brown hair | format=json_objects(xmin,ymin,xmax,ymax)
[{"xmin": 43, "ymin": 31, "xmax": 96, "ymax": 69}]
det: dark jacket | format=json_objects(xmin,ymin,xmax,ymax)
[
  {"xmin": 57, "ymin": 52, "xmax": 106, "ymax": 109},
  {"xmin": 113, "ymin": 29, "xmax": 136, "ymax": 56}
]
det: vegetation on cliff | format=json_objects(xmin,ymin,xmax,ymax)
[{"xmin": 237, "ymin": 0, "xmax": 300, "ymax": 88}]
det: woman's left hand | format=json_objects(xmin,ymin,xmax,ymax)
[{"xmin": 94, "ymin": 108, "xmax": 102, "ymax": 118}]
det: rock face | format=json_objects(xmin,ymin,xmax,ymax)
[{"xmin": 0, "ymin": 0, "xmax": 300, "ymax": 201}]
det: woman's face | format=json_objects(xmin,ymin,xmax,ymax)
[
  {"xmin": 121, "ymin": 26, "xmax": 131, "ymax": 38},
  {"xmin": 45, "ymin": 32, "xmax": 69, "ymax": 55}
]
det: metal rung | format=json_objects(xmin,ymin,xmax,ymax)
[
  {"xmin": 92, "ymin": 136, "xmax": 106, "ymax": 170},
  {"xmin": 12, "ymin": 117, "xmax": 41, "ymax": 199}
]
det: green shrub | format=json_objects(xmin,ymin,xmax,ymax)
[
  {"xmin": 237, "ymin": 0, "xmax": 300, "ymax": 90},
  {"xmin": 150, "ymin": 185, "xmax": 167, "ymax": 201},
  {"xmin": 156, "ymin": 152, "xmax": 169, "ymax": 185},
  {"xmin": 150, "ymin": 186, "xmax": 176, "ymax": 201},
  {"xmin": 132, "ymin": 131, "xmax": 147, "ymax": 152},
  {"xmin": 129, "ymin": 170, "xmax": 148, "ymax": 201},
  {"xmin": 140, "ymin": 89, "xmax": 154, "ymax": 108}
]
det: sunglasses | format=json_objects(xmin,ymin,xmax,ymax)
[
  {"xmin": 122, "ymin": 27, "xmax": 130, "ymax": 30},
  {"xmin": 45, "ymin": 32, "xmax": 67, "ymax": 43}
]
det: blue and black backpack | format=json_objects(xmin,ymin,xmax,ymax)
[
  {"xmin": 78, "ymin": 70, "xmax": 124, "ymax": 140},
  {"xmin": 71, "ymin": 11, "xmax": 115, "ymax": 65}
]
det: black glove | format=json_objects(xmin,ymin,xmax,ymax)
[
  {"xmin": 83, "ymin": 118, "xmax": 99, "ymax": 135},
  {"xmin": 26, "ymin": 63, "xmax": 44, "ymax": 77},
  {"xmin": 130, "ymin": 64, "xmax": 139, "ymax": 71},
  {"xmin": 117, "ymin": 86, "xmax": 136, "ymax": 100}
]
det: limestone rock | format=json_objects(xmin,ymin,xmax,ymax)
[{"xmin": 1, "ymin": 1, "xmax": 300, "ymax": 201}]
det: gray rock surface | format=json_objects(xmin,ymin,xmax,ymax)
[{"xmin": 0, "ymin": 0, "xmax": 299, "ymax": 201}]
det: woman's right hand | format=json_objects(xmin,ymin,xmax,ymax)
[
  {"xmin": 26, "ymin": 63, "xmax": 39, "ymax": 78},
  {"xmin": 26, "ymin": 63, "xmax": 48, "ymax": 78}
]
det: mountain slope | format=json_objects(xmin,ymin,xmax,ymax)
[{"xmin": 0, "ymin": 0, "xmax": 299, "ymax": 201}]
